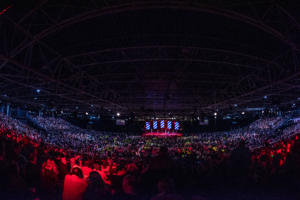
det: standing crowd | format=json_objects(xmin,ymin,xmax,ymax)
[{"xmin": 0, "ymin": 113, "xmax": 300, "ymax": 199}]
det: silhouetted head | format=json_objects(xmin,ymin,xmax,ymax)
[
  {"xmin": 71, "ymin": 166, "xmax": 83, "ymax": 178},
  {"xmin": 123, "ymin": 174, "xmax": 139, "ymax": 195},
  {"xmin": 160, "ymin": 146, "xmax": 168, "ymax": 155},
  {"xmin": 157, "ymin": 178, "xmax": 175, "ymax": 194},
  {"xmin": 87, "ymin": 171, "xmax": 104, "ymax": 188},
  {"xmin": 239, "ymin": 140, "xmax": 246, "ymax": 147}
]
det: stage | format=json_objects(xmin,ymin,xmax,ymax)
[
  {"xmin": 142, "ymin": 132, "xmax": 183, "ymax": 137},
  {"xmin": 143, "ymin": 120, "xmax": 182, "ymax": 137}
]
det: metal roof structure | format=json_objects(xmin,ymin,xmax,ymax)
[{"xmin": 0, "ymin": 0, "xmax": 300, "ymax": 117}]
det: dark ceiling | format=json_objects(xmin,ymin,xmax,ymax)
[{"xmin": 0, "ymin": 0, "xmax": 300, "ymax": 117}]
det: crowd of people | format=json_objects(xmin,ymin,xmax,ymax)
[
  {"xmin": 249, "ymin": 117, "xmax": 285, "ymax": 130},
  {"xmin": 0, "ymin": 113, "xmax": 300, "ymax": 199},
  {"xmin": 27, "ymin": 115, "xmax": 296, "ymax": 152}
]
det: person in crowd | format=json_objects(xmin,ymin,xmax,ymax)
[
  {"xmin": 40, "ymin": 155, "xmax": 60, "ymax": 196},
  {"xmin": 150, "ymin": 146, "xmax": 173, "ymax": 172},
  {"xmin": 151, "ymin": 178, "xmax": 184, "ymax": 200},
  {"xmin": 62, "ymin": 166, "xmax": 87, "ymax": 200},
  {"xmin": 228, "ymin": 140, "xmax": 251, "ymax": 185},
  {"xmin": 121, "ymin": 174, "xmax": 143, "ymax": 200},
  {"xmin": 0, "ymin": 113, "xmax": 300, "ymax": 199},
  {"xmin": 83, "ymin": 171, "xmax": 109, "ymax": 200},
  {"xmin": 81, "ymin": 160, "xmax": 93, "ymax": 179}
]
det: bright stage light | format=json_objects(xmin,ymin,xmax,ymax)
[
  {"xmin": 36, "ymin": 89, "xmax": 41, "ymax": 93},
  {"xmin": 153, "ymin": 121, "xmax": 158, "ymax": 129},
  {"xmin": 116, "ymin": 112, "xmax": 120, "ymax": 116},
  {"xmin": 175, "ymin": 122, "xmax": 179, "ymax": 130},
  {"xmin": 160, "ymin": 120, "xmax": 165, "ymax": 128},
  {"xmin": 145, "ymin": 122, "xmax": 150, "ymax": 130},
  {"xmin": 214, "ymin": 112, "xmax": 217, "ymax": 116},
  {"xmin": 167, "ymin": 121, "xmax": 172, "ymax": 129}
]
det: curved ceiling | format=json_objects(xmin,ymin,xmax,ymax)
[{"xmin": 0, "ymin": 0, "xmax": 300, "ymax": 117}]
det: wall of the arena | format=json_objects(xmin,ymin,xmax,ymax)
[
  {"xmin": 2, "ymin": 103, "xmax": 299, "ymax": 135},
  {"xmin": 63, "ymin": 114, "xmax": 260, "ymax": 135}
]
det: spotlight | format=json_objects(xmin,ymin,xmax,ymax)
[
  {"xmin": 214, "ymin": 112, "xmax": 217, "ymax": 116},
  {"xmin": 85, "ymin": 112, "xmax": 89, "ymax": 115},
  {"xmin": 36, "ymin": 89, "xmax": 41, "ymax": 93},
  {"xmin": 153, "ymin": 121, "xmax": 158, "ymax": 129},
  {"xmin": 241, "ymin": 112, "xmax": 245, "ymax": 115},
  {"xmin": 167, "ymin": 121, "xmax": 172, "ymax": 129},
  {"xmin": 116, "ymin": 112, "xmax": 120, "ymax": 117}
]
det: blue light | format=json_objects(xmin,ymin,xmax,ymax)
[
  {"xmin": 167, "ymin": 121, "xmax": 172, "ymax": 129},
  {"xmin": 160, "ymin": 120, "xmax": 165, "ymax": 128},
  {"xmin": 175, "ymin": 122, "xmax": 179, "ymax": 130},
  {"xmin": 36, "ymin": 89, "xmax": 41, "ymax": 93},
  {"xmin": 145, "ymin": 122, "xmax": 150, "ymax": 130},
  {"xmin": 153, "ymin": 121, "xmax": 158, "ymax": 129}
]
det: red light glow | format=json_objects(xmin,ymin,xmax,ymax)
[
  {"xmin": 0, "ymin": 5, "xmax": 11, "ymax": 15},
  {"xmin": 142, "ymin": 132, "xmax": 183, "ymax": 137}
]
